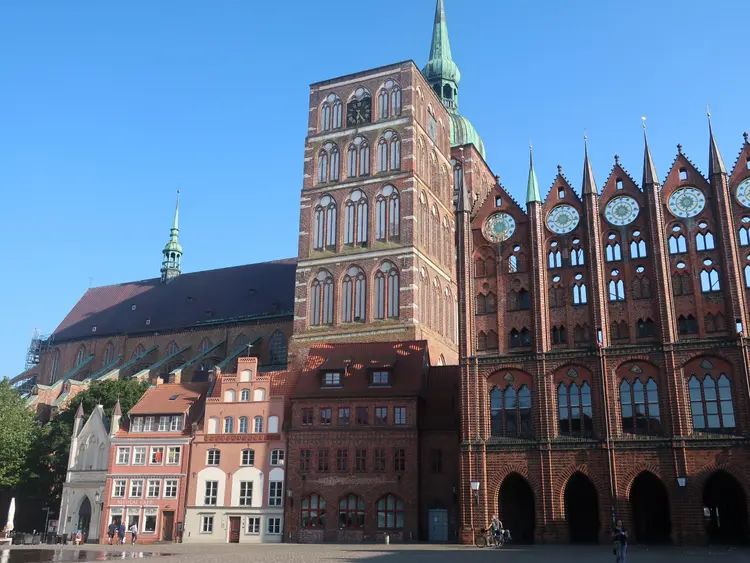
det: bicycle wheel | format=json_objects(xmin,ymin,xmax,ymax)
[{"xmin": 474, "ymin": 533, "xmax": 487, "ymax": 548}]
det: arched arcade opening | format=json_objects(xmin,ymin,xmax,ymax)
[
  {"xmin": 498, "ymin": 473, "xmax": 535, "ymax": 543},
  {"xmin": 564, "ymin": 472, "xmax": 600, "ymax": 543},
  {"xmin": 703, "ymin": 470, "xmax": 748, "ymax": 544},
  {"xmin": 629, "ymin": 472, "xmax": 671, "ymax": 543}
]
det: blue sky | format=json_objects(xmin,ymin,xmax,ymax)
[{"xmin": 1, "ymin": 0, "xmax": 748, "ymax": 376}]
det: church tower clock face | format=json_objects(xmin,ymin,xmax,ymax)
[
  {"xmin": 668, "ymin": 187, "xmax": 705, "ymax": 218},
  {"xmin": 346, "ymin": 87, "xmax": 372, "ymax": 127},
  {"xmin": 736, "ymin": 178, "xmax": 750, "ymax": 208},
  {"xmin": 482, "ymin": 212, "xmax": 516, "ymax": 243},
  {"xmin": 546, "ymin": 204, "xmax": 580, "ymax": 234},
  {"xmin": 604, "ymin": 196, "xmax": 640, "ymax": 226}
]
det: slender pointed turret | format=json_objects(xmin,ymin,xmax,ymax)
[
  {"xmin": 421, "ymin": 0, "xmax": 485, "ymax": 158},
  {"xmin": 582, "ymin": 136, "xmax": 598, "ymax": 195},
  {"xmin": 160, "ymin": 190, "xmax": 183, "ymax": 283},
  {"xmin": 707, "ymin": 110, "xmax": 727, "ymax": 177},
  {"xmin": 642, "ymin": 121, "xmax": 659, "ymax": 187},
  {"xmin": 526, "ymin": 146, "xmax": 541, "ymax": 204}
]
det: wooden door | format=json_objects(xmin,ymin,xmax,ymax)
[
  {"xmin": 161, "ymin": 511, "xmax": 174, "ymax": 541},
  {"xmin": 229, "ymin": 517, "xmax": 241, "ymax": 543}
]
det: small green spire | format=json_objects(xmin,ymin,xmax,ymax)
[
  {"xmin": 526, "ymin": 145, "xmax": 541, "ymax": 204},
  {"xmin": 161, "ymin": 189, "xmax": 182, "ymax": 283},
  {"xmin": 422, "ymin": 0, "xmax": 460, "ymax": 112}
]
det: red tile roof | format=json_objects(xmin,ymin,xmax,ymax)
[
  {"xmin": 293, "ymin": 341, "xmax": 428, "ymax": 399},
  {"xmin": 51, "ymin": 260, "xmax": 297, "ymax": 342},
  {"xmin": 128, "ymin": 382, "xmax": 208, "ymax": 415}
]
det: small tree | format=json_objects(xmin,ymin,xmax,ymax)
[{"xmin": 0, "ymin": 381, "xmax": 38, "ymax": 489}]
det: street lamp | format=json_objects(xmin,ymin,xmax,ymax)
[{"xmin": 470, "ymin": 481, "xmax": 480, "ymax": 505}]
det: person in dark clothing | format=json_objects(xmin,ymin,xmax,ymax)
[
  {"xmin": 118, "ymin": 523, "xmax": 126, "ymax": 545},
  {"xmin": 612, "ymin": 519, "xmax": 628, "ymax": 563},
  {"xmin": 107, "ymin": 521, "xmax": 117, "ymax": 545}
]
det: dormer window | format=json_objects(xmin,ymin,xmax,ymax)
[
  {"xmin": 322, "ymin": 371, "xmax": 341, "ymax": 387},
  {"xmin": 371, "ymin": 370, "xmax": 391, "ymax": 386}
]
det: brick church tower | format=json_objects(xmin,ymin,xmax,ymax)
[{"xmin": 288, "ymin": 0, "xmax": 473, "ymax": 366}]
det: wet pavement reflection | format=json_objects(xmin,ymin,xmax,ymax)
[{"xmin": 0, "ymin": 550, "xmax": 169, "ymax": 563}]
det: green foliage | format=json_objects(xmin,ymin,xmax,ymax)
[
  {"xmin": 0, "ymin": 381, "xmax": 38, "ymax": 489},
  {"xmin": 25, "ymin": 378, "xmax": 150, "ymax": 503}
]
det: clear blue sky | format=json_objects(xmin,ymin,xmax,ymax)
[{"xmin": 1, "ymin": 0, "xmax": 748, "ymax": 376}]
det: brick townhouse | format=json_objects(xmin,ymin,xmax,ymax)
[
  {"xmin": 100, "ymin": 381, "xmax": 208, "ymax": 543},
  {"xmin": 183, "ymin": 357, "xmax": 298, "ymax": 543}
]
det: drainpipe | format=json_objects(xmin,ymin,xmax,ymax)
[{"xmin": 598, "ymin": 343, "xmax": 617, "ymax": 529}]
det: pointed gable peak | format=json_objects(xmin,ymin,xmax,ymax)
[
  {"xmin": 526, "ymin": 145, "xmax": 541, "ymax": 204},
  {"xmin": 113, "ymin": 398, "xmax": 122, "ymax": 417},
  {"xmin": 730, "ymin": 132, "xmax": 750, "ymax": 180},
  {"xmin": 603, "ymin": 155, "xmax": 640, "ymax": 195},
  {"xmin": 707, "ymin": 110, "xmax": 727, "ymax": 176},
  {"xmin": 582, "ymin": 136, "xmax": 598, "ymax": 195},
  {"xmin": 642, "ymin": 121, "xmax": 660, "ymax": 188},
  {"xmin": 544, "ymin": 164, "xmax": 580, "ymax": 204},
  {"xmin": 75, "ymin": 402, "xmax": 84, "ymax": 419}
]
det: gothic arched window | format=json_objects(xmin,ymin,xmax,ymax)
[
  {"xmin": 490, "ymin": 385, "xmax": 532, "ymax": 438},
  {"xmin": 689, "ymin": 374, "xmax": 735, "ymax": 432},
  {"xmin": 343, "ymin": 189, "xmax": 368, "ymax": 246},
  {"xmin": 347, "ymin": 136, "xmax": 370, "ymax": 178},
  {"xmin": 313, "ymin": 194, "xmax": 337, "ymax": 251},
  {"xmin": 669, "ymin": 225, "xmax": 687, "ymax": 254},
  {"xmin": 375, "ymin": 185, "xmax": 399, "ymax": 241},
  {"xmin": 620, "ymin": 377, "xmax": 661, "ymax": 434},
  {"xmin": 374, "ymin": 261, "xmax": 399, "ymax": 320},
  {"xmin": 50, "ymin": 348, "xmax": 60, "ymax": 382},
  {"xmin": 678, "ymin": 314, "xmax": 698, "ymax": 334},
  {"xmin": 320, "ymin": 93, "xmax": 342, "ymax": 131},
  {"xmin": 376, "ymin": 130, "xmax": 400, "ymax": 172},
  {"xmin": 609, "ymin": 270, "xmax": 625, "ymax": 302},
  {"xmin": 700, "ymin": 261, "xmax": 721, "ymax": 293},
  {"xmin": 557, "ymin": 381, "xmax": 593, "ymax": 436},
  {"xmin": 103, "ymin": 342, "xmax": 116, "ymax": 366},
  {"xmin": 341, "ymin": 266, "xmax": 366, "ymax": 323},
  {"xmin": 268, "ymin": 330, "xmax": 287, "ymax": 365},
  {"xmin": 548, "ymin": 242, "xmax": 562, "ymax": 269},
  {"xmin": 696, "ymin": 230, "xmax": 715, "ymax": 251},
  {"xmin": 310, "ymin": 270, "xmax": 334, "ymax": 326},
  {"xmin": 317, "ymin": 142, "xmax": 340, "ymax": 184},
  {"xmin": 76, "ymin": 345, "xmax": 87, "ymax": 366},
  {"xmin": 573, "ymin": 275, "xmax": 588, "ymax": 305}
]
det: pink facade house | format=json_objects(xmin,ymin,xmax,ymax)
[
  {"xmin": 100, "ymin": 381, "xmax": 208, "ymax": 544},
  {"xmin": 183, "ymin": 358, "xmax": 291, "ymax": 543}
]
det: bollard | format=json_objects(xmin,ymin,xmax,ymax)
[{"xmin": 385, "ymin": 534, "xmax": 390, "ymax": 545}]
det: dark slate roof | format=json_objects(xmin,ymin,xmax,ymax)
[{"xmin": 51, "ymin": 260, "xmax": 297, "ymax": 342}]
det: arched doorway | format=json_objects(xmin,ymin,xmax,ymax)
[
  {"xmin": 76, "ymin": 497, "xmax": 92, "ymax": 540},
  {"xmin": 498, "ymin": 473, "xmax": 535, "ymax": 543},
  {"xmin": 703, "ymin": 471, "xmax": 749, "ymax": 544},
  {"xmin": 630, "ymin": 472, "xmax": 671, "ymax": 543},
  {"xmin": 564, "ymin": 472, "xmax": 600, "ymax": 543}
]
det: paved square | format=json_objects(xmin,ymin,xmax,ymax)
[{"xmin": 8, "ymin": 543, "xmax": 750, "ymax": 563}]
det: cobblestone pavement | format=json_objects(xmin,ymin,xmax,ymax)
[{"xmin": 7, "ymin": 543, "xmax": 750, "ymax": 563}]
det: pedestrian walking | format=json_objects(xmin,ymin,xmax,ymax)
[
  {"xmin": 118, "ymin": 523, "xmax": 126, "ymax": 545},
  {"xmin": 129, "ymin": 523, "xmax": 138, "ymax": 545},
  {"xmin": 612, "ymin": 519, "xmax": 628, "ymax": 563},
  {"xmin": 107, "ymin": 521, "xmax": 117, "ymax": 545}
]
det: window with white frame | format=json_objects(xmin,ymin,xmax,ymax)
[
  {"xmin": 270, "ymin": 449, "xmax": 284, "ymax": 466},
  {"xmin": 269, "ymin": 481, "xmax": 283, "ymax": 507},
  {"xmin": 239, "ymin": 417, "xmax": 248, "ymax": 433},
  {"xmin": 170, "ymin": 416, "xmax": 182, "ymax": 431},
  {"xmin": 150, "ymin": 446, "xmax": 164, "ymax": 464},
  {"xmin": 394, "ymin": 407, "xmax": 406, "ymax": 425},
  {"xmin": 241, "ymin": 449, "xmax": 255, "ymax": 466},
  {"xmin": 204, "ymin": 481, "xmax": 218, "ymax": 505},
  {"xmin": 116, "ymin": 447, "xmax": 130, "ymax": 465},
  {"xmin": 239, "ymin": 482, "xmax": 253, "ymax": 506},
  {"xmin": 224, "ymin": 417, "xmax": 234, "ymax": 434},
  {"xmin": 143, "ymin": 416, "xmax": 155, "ymax": 432},
  {"xmin": 312, "ymin": 197, "xmax": 337, "ymax": 251},
  {"xmin": 310, "ymin": 269, "xmax": 334, "ymax": 326},
  {"xmin": 253, "ymin": 416, "xmax": 264, "ymax": 433},
  {"xmin": 112, "ymin": 480, "xmax": 126, "ymax": 498},
  {"xmin": 163, "ymin": 480, "xmax": 177, "ymax": 499},
  {"xmin": 240, "ymin": 389, "xmax": 250, "ymax": 402},
  {"xmin": 166, "ymin": 446, "xmax": 181, "ymax": 465},
  {"xmin": 247, "ymin": 517, "xmax": 260, "ymax": 534},
  {"xmin": 158, "ymin": 416, "xmax": 169, "ymax": 432},
  {"xmin": 143, "ymin": 508, "xmax": 157, "ymax": 534},
  {"xmin": 133, "ymin": 447, "xmax": 146, "ymax": 465},
  {"xmin": 267, "ymin": 517, "xmax": 281, "ymax": 534},
  {"xmin": 146, "ymin": 479, "xmax": 160, "ymax": 498},
  {"xmin": 129, "ymin": 479, "xmax": 143, "ymax": 498},
  {"xmin": 207, "ymin": 449, "xmax": 220, "ymax": 465},
  {"xmin": 131, "ymin": 417, "xmax": 144, "ymax": 432},
  {"xmin": 201, "ymin": 515, "xmax": 214, "ymax": 533}
]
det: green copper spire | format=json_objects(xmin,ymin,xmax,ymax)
[
  {"xmin": 526, "ymin": 146, "xmax": 541, "ymax": 204},
  {"xmin": 161, "ymin": 189, "xmax": 182, "ymax": 283},
  {"xmin": 422, "ymin": 0, "xmax": 460, "ymax": 111}
]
